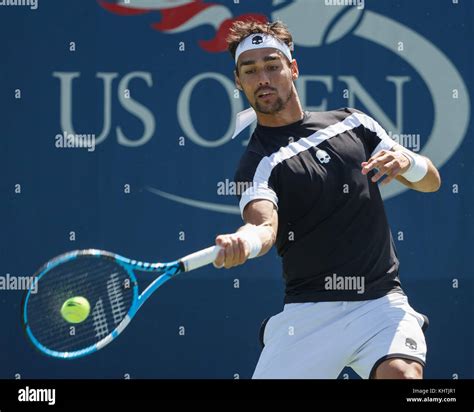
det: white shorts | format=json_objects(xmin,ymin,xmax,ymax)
[{"xmin": 252, "ymin": 292, "xmax": 428, "ymax": 379}]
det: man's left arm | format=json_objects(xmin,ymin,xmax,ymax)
[{"xmin": 361, "ymin": 143, "xmax": 441, "ymax": 192}]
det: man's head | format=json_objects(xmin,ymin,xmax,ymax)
[{"xmin": 227, "ymin": 21, "xmax": 299, "ymax": 116}]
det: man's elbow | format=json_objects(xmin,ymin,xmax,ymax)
[
  {"xmin": 427, "ymin": 162, "xmax": 441, "ymax": 192},
  {"xmin": 425, "ymin": 180, "xmax": 441, "ymax": 192},
  {"xmin": 431, "ymin": 176, "xmax": 441, "ymax": 192},
  {"xmin": 422, "ymin": 171, "xmax": 441, "ymax": 192},
  {"xmin": 416, "ymin": 158, "xmax": 440, "ymax": 192}
]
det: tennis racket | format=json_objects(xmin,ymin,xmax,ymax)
[{"xmin": 22, "ymin": 245, "xmax": 225, "ymax": 359}]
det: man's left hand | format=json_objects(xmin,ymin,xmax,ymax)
[{"xmin": 361, "ymin": 150, "xmax": 411, "ymax": 185}]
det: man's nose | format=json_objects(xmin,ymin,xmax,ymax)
[{"xmin": 257, "ymin": 71, "xmax": 270, "ymax": 86}]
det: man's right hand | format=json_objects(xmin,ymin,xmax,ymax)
[
  {"xmin": 213, "ymin": 199, "xmax": 279, "ymax": 269},
  {"xmin": 213, "ymin": 233, "xmax": 250, "ymax": 269}
]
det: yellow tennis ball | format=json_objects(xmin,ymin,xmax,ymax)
[{"xmin": 61, "ymin": 296, "xmax": 90, "ymax": 324}]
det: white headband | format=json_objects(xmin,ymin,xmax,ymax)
[{"xmin": 234, "ymin": 33, "xmax": 293, "ymax": 65}]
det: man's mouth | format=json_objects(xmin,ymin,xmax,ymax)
[{"xmin": 257, "ymin": 91, "xmax": 275, "ymax": 98}]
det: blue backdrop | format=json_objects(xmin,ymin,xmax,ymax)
[{"xmin": 0, "ymin": 0, "xmax": 472, "ymax": 379}]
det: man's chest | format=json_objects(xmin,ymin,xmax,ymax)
[{"xmin": 275, "ymin": 131, "xmax": 372, "ymax": 221}]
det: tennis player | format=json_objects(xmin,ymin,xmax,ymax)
[{"xmin": 213, "ymin": 20, "xmax": 441, "ymax": 379}]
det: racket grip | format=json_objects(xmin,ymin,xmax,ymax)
[{"xmin": 180, "ymin": 245, "xmax": 222, "ymax": 272}]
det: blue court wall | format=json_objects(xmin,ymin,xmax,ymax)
[{"xmin": 0, "ymin": 0, "xmax": 472, "ymax": 379}]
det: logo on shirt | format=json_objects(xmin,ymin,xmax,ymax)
[
  {"xmin": 316, "ymin": 149, "xmax": 331, "ymax": 164},
  {"xmin": 405, "ymin": 337, "xmax": 418, "ymax": 351}
]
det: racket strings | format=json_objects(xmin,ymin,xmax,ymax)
[
  {"xmin": 25, "ymin": 255, "xmax": 135, "ymax": 353},
  {"xmin": 28, "ymin": 261, "xmax": 131, "ymax": 349}
]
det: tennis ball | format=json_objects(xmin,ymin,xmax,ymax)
[{"xmin": 61, "ymin": 296, "xmax": 90, "ymax": 323}]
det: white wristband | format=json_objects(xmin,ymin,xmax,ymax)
[
  {"xmin": 400, "ymin": 151, "xmax": 428, "ymax": 183},
  {"xmin": 238, "ymin": 227, "xmax": 263, "ymax": 259}
]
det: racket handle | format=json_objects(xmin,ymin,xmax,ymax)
[{"xmin": 180, "ymin": 245, "xmax": 222, "ymax": 272}]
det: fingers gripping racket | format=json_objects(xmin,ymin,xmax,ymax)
[{"xmin": 23, "ymin": 246, "xmax": 222, "ymax": 359}]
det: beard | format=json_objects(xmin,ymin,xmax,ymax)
[{"xmin": 254, "ymin": 86, "xmax": 294, "ymax": 115}]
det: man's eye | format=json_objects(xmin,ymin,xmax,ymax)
[
  {"xmin": 245, "ymin": 69, "xmax": 256, "ymax": 74},
  {"xmin": 269, "ymin": 65, "xmax": 279, "ymax": 70}
]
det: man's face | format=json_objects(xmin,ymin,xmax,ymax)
[{"xmin": 235, "ymin": 48, "xmax": 298, "ymax": 115}]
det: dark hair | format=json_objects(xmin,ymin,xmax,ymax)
[{"xmin": 226, "ymin": 20, "xmax": 293, "ymax": 61}]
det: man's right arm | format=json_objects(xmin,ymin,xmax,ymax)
[{"xmin": 213, "ymin": 199, "xmax": 278, "ymax": 269}]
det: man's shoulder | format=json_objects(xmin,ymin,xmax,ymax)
[{"xmin": 306, "ymin": 107, "xmax": 366, "ymax": 123}]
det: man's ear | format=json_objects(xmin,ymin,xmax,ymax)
[
  {"xmin": 291, "ymin": 59, "xmax": 299, "ymax": 81},
  {"xmin": 234, "ymin": 69, "xmax": 243, "ymax": 91}
]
